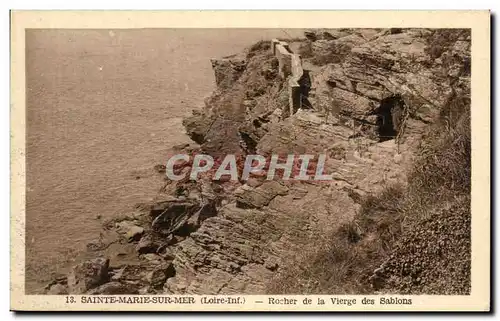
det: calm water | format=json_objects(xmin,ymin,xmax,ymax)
[{"xmin": 25, "ymin": 28, "xmax": 304, "ymax": 292}]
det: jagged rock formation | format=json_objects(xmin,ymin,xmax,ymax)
[
  {"xmin": 307, "ymin": 29, "xmax": 470, "ymax": 142},
  {"xmin": 44, "ymin": 29, "xmax": 470, "ymax": 295}
]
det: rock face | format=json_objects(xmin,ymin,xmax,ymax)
[
  {"xmin": 165, "ymin": 184, "xmax": 357, "ymax": 294},
  {"xmin": 126, "ymin": 225, "xmax": 144, "ymax": 242},
  {"xmin": 311, "ymin": 34, "xmax": 366, "ymax": 65},
  {"xmin": 67, "ymin": 258, "xmax": 110, "ymax": 294},
  {"xmin": 307, "ymin": 29, "xmax": 470, "ymax": 145},
  {"xmin": 210, "ymin": 54, "xmax": 246, "ymax": 91},
  {"xmin": 47, "ymin": 283, "xmax": 68, "ymax": 295},
  {"xmin": 163, "ymin": 29, "xmax": 470, "ymax": 294},
  {"xmin": 183, "ymin": 44, "xmax": 285, "ymax": 156},
  {"xmin": 234, "ymin": 181, "xmax": 289, "ymax": 209},
  {"xmin": 136, "ymin": 234, "xmax": 160, "ymax": 254},
  {"xmin": 87, "ymin": 282, "xmax": 139, "ymax": 295},
  {"xmin": 46, "ymin": 29, "xmax": 470, "ymax": 295}
]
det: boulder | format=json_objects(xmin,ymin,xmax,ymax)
[
  {"xmin": 162, "ymin": 31, "xmax": 470, "ymax": 296},
  {"xmin": 142, "ymin": 253, "xmax": 164, "ymax": 266},
  {"xmin": 126, "ymin": 225, "xmax": 144, "ymax": 242},
  {"xmin": 109, "ymin": 264, "xmax": 143, "ymax": 282},
  {"xmin": 67, "ymin": 258, "xmax": 109, "ymax": 294},
  {"xmin": 210, "ymin": 54, "xmax": 246, "ymax": 90},
  {"xmin": 264, "ymin": 257, "xmax": 280, "ymax": 271},
  {"xmin": 136, "ymin": 234, "xmax": 159, "ymax": 254},
  {"xmin": 235, "ymin": 181, "xmax": 289, "ymax": 209},
  {"xmin": 150, "ymin": 201, "xmax": 196, "ymax": 219},
  {"xmin": 47, "ymin": 283, "xmax": 68, "ymax": 295},
  {"xmin": 245, "ymin": 177, "xmax": 263, "ymax": 188},
  {"xmin": 311, "ymin": 34, "xmax": 366, "ymax": 65},
  {"xmin": 182, "ymin": 113, "xmax": 212, "ymax": 145},
  {"xmin": 304, "ymin": 31, "xmax": 317, "ymax": 42},
  {"xmin": 151, "ymin": 198, "xmax": 216, "ymax": 236},
  {"xmin": 146, "ymin": 263, "xmax": 176, "ymax": 288},
  {"xmin": 86, "ymin": 282, "xmax": 139, "ymax": 295}
]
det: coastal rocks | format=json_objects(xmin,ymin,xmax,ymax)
[
  {"xmin": 76, "ymin": 255, "xmax": 178, "ymax": 294},
  {"xmin": 147, "ymin": 269, "xmax": 168, "ymax": 288},
  {"xmin": 47, "ymin": 283, "xmax": 68, "ymax": 295},
  {"xmin": 182, "ymin": 111, "xmax": 212, "ymax": 145},
  {"xmin": 256, "ymin": 109, "xmax": 353, "ymax": 155},
  {"xmin": 164, "ymin": 182, "xmax": 359, "ymax": 294},
  {"xmin": 264, "ymin": 257, "xmax": 280, "ymax": 271},
  {"xmin": 159, "ymin": 31, "xmax": 422, "ymax": 294},
  {"xmin": 67, "ymin": 258, "xmax": 110, "ymax": 294},
  {"xmin": 43, "ymin": 275, "xmax": 69, "ymax": 294},
  {"xmin": 303, "ymin": 28, "xmax": 468, "ymax": 146},
  {"xmin": 115, "ymin": 220, "xmax": 145, "ymax": 242},
  {"xmin": 142, "ymin": 253, "xmax": 164, "ymax": 265},
  {"xmin": 183, "ymin": 44, "xmax": 285, "ymax": 156},
  {"xmin": 87, "ymin": 282, "xmax": 139, "ymax": 295},
  {"xmin": 53, "ymin": 30, "xmax": 471, "ymax": 296},
  {"xmin": 235, "ymin": 181, "xmax": 289, "ymax": 209},
  {"xmin": 109, "ymin": 264, "xmax": 143, "ymax": 283},
  {"xmin": 126, "ymin": 226, "xmax": 144, "ymax": 242},
  {"xmin": 245, "ymin": 177, "xmax": 263, "ymax": 188},
  {"xmin": 136, "ymin": 234, "xmax": 160, "ymax": 254},
  {"xmin": 210, "ymin": 54, "xmax": 246, "ymax": 90},
  {"xmin": 149, "ymin": 197, "xmax": 191, "ymax": 217},
  {"xmin": 146, "ymin": 263, "xmax": 176, "ymax": 288},
  {"xmin": 305, "ymin": 29, "xmax": 353, "ymax": 41},
  {"xmin": 150, "ymin": 198, "xmax": 217, "ymax": 236},
  {"xmin": 311, "ymin": 34, "xmax": 366, "ymax": 65},
  {"xmin": 164, "ymin": 211, "xmax": 273, "ymax": 294}
]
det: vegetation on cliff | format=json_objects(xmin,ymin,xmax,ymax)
[
  {"xmin": 268, "ymin": 29, "xmax": 471, "ymax": 295},
  {"xmin": 268, "ymin": 91, "xmax": 471, "ymax": 295},
  {"xmin": 44, "ymin": 28, "xmax": 472, "ymax": 295}
]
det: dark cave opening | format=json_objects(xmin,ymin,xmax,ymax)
[
  {"xmin": 299, "ymin": 70, "xmax": 313, "ymax": 109},
  {"xmin": 376, "ymin": 95, "xmax": 405, "ymax": 142},
  {"xmin": 239, "ymin": 131, "xmax": 258, "ymax": 154}
]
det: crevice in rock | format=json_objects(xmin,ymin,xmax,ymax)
[
  {"xmin": 375, "ymin": 95, "xmax": 405, "ymax": 142},
  {"xmin": 299, "ymin": 70, "xmax": 313, "ymax": 109},
  {"xmin": 239, "ymin": 131, "xmax": 258, "ymax": 154},
  {"xmin": 45, "ymin": 31, "xmax": 470, "ymax": 296}
]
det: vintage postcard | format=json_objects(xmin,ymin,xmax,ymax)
[{"xmin": 10, "ymin": 10, "xmax": 490, "ymax": 311}]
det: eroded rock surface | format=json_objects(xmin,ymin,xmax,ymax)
[
  {"xmin": 45, "ymin": 29, "xmax": 471, "ymax": 295},
  {"xmin": 67, "ymin": 258, "xmax": 110, "ymax": 294}
]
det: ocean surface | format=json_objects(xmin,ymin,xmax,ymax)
[{"xmin": 25, "ymin": 28, "xmax": 304, "ymax": 293}]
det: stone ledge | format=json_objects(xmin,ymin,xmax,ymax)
[{"xmin": 271, "ymin": 39, "xmax": 305, "ymax": 117}]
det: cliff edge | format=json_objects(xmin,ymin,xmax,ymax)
[{"xmin": 44, "ymin": 28, "xmax": 471, "ymax": 296}]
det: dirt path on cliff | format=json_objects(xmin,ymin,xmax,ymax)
[{"xmin": 25, "ymin": 29, "xmax": 305, "ymax": 293}]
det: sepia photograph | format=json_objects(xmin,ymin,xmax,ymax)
[{"xmin": 10, "ymin": 10, "xmax": 490, "ymax": 311}]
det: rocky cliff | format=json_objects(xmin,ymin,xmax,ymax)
[{"xmin": 44, "ymin": 28, "xmax": 471, "ymax": 295}]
